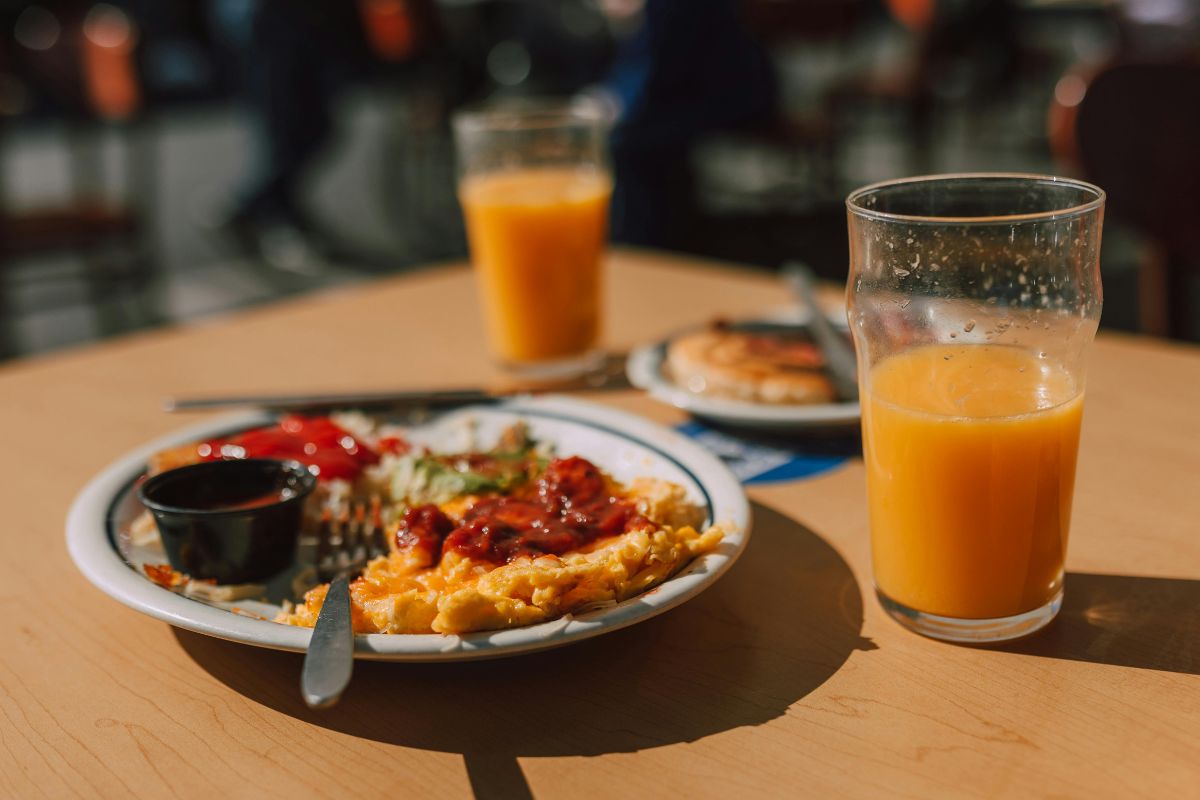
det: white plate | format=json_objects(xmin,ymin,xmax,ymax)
[
  {"xmin": 626, "ymin": 312, "xmax": 861, "ymax": 431},
  {"xmin": 66, "ymin": 396, "xmax": 751, "ymax": 662}
]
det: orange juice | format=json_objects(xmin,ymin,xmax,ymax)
[
  {"xmin": 863, "ymin": 344, "xmax": 1083, "ymax": 619},
  {"xmin": 459, "ymin": 167, "xmax": 611, "ymax": 364}
]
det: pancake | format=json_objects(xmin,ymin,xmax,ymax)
[{"xmin": 665, "ymin": 327, "xmax": 836, "ymax": 404}]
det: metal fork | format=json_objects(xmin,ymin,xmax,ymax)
[{"xmin": 300, "ymin": 499, "xmax": 388, "ymax": 709}]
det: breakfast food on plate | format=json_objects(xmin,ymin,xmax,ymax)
[
  {"xmin": 665, "ymin": 322, "xmax": 837, "ymax": 404},
  {"xmin": 146, "ymin": 413, "xmax": 403, "ymax": 482},
  {"xmin": 128, "ymin": 413, "xmax": 399, "ymax": 547},
  {"xmin": 135, "ymin": 415, "xmax": 727, "ymax": 636}
]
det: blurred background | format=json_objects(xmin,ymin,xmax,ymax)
[{"xmin": 1, "ymin": 0, "xmax": 1198, "ymax": 363}]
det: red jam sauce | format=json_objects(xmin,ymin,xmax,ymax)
[
  {"xmin": 198, "ymin": 415, "xmax": 383, "ymax": 481},
  {"xmin": 395, "ymin": 504, "xmax": 455, "ymax": 562},
  {"xmin": 742, "ymin": 334, "xmax": 825, "ymax": 368},
  {"xmin": 395, "ymin": 456, "xmax": 649, "ymax": 565}
]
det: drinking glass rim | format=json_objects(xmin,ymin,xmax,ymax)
[
  {"xmin": 846, "ymin": 173, "xmax": 1106, "ymax": 225},
  {"xmin": 452, "ymin": 96, "xmax": 611, "ymax": 134}
]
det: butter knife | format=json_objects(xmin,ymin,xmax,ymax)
[
  {"xmin": 782, "ymin": 262, "xmax": 859, "ymax": 401},
  {"xmin": 163, "ymin": 357, "xmax": 631, "ymax": 413},
  {"xmin": 300, "ymin": 575, "xmax": 353, "ymax": 709}
]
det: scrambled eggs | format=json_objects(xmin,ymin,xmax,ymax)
[{"xmin": 277, "ymin": 477, "xmax": 724, "ymax": 635}]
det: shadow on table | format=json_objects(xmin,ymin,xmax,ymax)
[
  {"xmin": 174, "ymin": 501, "xmax": 874, "ymax": 799},
  {"xmin": 1001, "ymin": 572, "xmax": 1200, "ymax": 676},
  {"xmin": 690, "ymin": 419, "xmax": 863, "ymax": 459}
]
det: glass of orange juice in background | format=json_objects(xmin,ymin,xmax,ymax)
[
  {"xmin": 846, "ymin": 174, "xmax": 1105, "ymax": 643},
  {"xmin": 453, "ymin": 100, "xmax": 612, "ymax": 377}
]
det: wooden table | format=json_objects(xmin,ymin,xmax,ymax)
[{"xmin": 3, "ymin": 250, "xmax": 1197, "ymax": 799}]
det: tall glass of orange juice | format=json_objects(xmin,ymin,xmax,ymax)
[
  {"xmin": 453, "ymin": 100, "xmax": 611, "ymax": 377},
  {"xmin": 846, "ymin": 174, "xmax": 1105, "ymax": 643}
]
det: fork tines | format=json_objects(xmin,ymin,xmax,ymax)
[{"xmin": 314, "ymin": 498, "xmax": 389, "ymax": 582}]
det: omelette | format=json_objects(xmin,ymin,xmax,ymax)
[
  {"xmin": 137, "ymin": 414, "xmax": 726, "ymax": 636},
  {"xmin": 277, "ymin": 452, "xmax": 725, "ymax": 635}
]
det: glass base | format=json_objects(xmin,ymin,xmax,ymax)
[
  {"xmin": 499, "ymin": 350, "xmax": 603, "ymax": 380},
  {"xmin": 876, "ymin": 587, "xmax": 1063, "ymax": 644}
]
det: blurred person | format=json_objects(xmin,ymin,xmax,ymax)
[
  {"xmin": 208, "ymin": 0, "xmax": 369, "ymax": 273},
  {"xmin": 599, "ymin": 0, "xmax": 778, "ymax": 249}
]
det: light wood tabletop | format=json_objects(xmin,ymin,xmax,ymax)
[{"xmin": 2, "ymin": 249, "xmax": 1197, "ymax": 799}]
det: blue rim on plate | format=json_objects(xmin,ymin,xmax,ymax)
[{"xmin": 67, "ymin": 396, "xmax": 751, "ymax": 662}]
